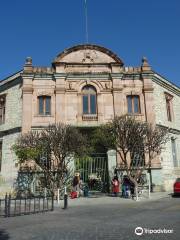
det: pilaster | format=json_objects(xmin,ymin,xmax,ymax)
[
  {"xmin": 54, "ymin": 74, "xmax": 66, "ymax": 123},
  {"xmin": 141, "ymin": 57, "xmax": 156, "ymax": 124},
  {"xmin": 22, "ymin": 57, "xmax": 34, "ymax": 132},
  {"xmin": 112, "ymin": 74, "xmax": 124, "ymax": 116},
  {"xmin": 97, "ymin": 93, "xmax": 103, "ymax": 122}
]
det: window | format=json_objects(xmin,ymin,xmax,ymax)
[
  {"xmin": 0, "ymin": 96, "xmax": 6, "ymax": 124},
  {"xmin": 82, "ymin": 85, "xmax": 97, "ymax": 115},
  {"xmin": 0, "ymin": 142, "xmax": 2, "ymax": 172},
  {"xmin": 165, "ymin": 93, "xmax": 173, "ymax": 122},
  {"xmin": 171, "ymin": 138, "xmax": 178, "ymax": 167},
  {"xmin": 127, "ymin": 95, "xmax": 140, "ymax": 114},
  {"xmin": 38, "ymin": 96, "xmax": 51, "ymax": 115}
]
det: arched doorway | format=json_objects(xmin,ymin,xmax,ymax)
[{"xmin": 74, "ymin": 127, "xmax": 109, "ymax": 193}]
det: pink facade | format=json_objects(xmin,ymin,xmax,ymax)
[{"xmin": 21, "ymin": 44, "xmax": 159, "ymax": 168}]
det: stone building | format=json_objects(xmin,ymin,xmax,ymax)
[{"xmin": 0, "ymin": 44, "xmax": 179, "ymax": 195}]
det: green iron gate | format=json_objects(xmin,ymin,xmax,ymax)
[{"xmin": 75, "ymin": 154, "xmax": 109, "ymax": 192}]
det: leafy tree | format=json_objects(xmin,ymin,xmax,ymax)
[
  {"xmin": 93, "ymin": 115, "xmax": 169, "ymax": 189},
  {"xmin": 13, "ymin": 123, "xmax": 88, "ymax": 196}
]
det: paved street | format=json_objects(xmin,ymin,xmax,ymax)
[{"xmin": 0, "ymin": 194, "xmax": 179, "ymax": 240}]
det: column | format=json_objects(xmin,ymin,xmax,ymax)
[{"xmin": 107, "ymin": 149, "xmax": 117, "ymax": 180}]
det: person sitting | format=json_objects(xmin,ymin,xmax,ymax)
[{"xmin": 122, "ymin": 176, "xmax": 131, "ymax": 198}]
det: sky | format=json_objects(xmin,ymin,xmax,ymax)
[{"xmin": 0, "ymin": 0, "xmax": 179, "ymax": 86}]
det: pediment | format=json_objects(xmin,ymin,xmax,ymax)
[{"xmin": 53, "ymin": 44, "xmax": 124, "ymax": 65}]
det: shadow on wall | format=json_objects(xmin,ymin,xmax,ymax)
[{"xmin": 0, "ymin": 229, "xmax": 10, "ymax": 240}]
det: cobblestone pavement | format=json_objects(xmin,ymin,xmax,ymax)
[{"xmin": 0, "ymin": 194, "xmax": 179, "ymax": 240}]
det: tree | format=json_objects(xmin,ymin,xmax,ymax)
[
  {"xmin": 144, "ymin": 124, "xmax": 170, "ymax": 192},
  {"xmin": 13, "ymin": 123, "xmax": 88, "ymax": 196},
  {"xmin": 94, "ymin": 115, "xmax": 169, "ymax": 191}
]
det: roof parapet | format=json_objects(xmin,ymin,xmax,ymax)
[{"xmin": 119, "ymin": 66, "xmax": 141, "ymax": 74}]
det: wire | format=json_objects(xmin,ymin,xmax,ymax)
[{"xmin": 84, "ymin": 0, "xmax": 89, "ymax": 43}]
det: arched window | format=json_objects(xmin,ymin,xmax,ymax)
[
  {"xmin": 82, "ymin": 85, "xmax": 97, "ymax": 115},
  {"xmin": 38, "ymin": 96, "xmax": 51, "ymax": 115}
]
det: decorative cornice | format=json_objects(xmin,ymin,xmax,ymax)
[
  {"xmin": 156, "ymin": 124, "xmax": 180, "ymax": 134},
  {"xmin": 169, "ymin": 128, "xmax": 180, "ymax": 135},
  {"xmin": 0, "ymin": 71, "xmax": 22, "ymax": 87},
  {"xmin": 153, "ymin": 74, "xmax": 180, "ymax": 97},
  {"xmin": 0, "ymin": 127, "xmax": 21, "ymax": 137}
]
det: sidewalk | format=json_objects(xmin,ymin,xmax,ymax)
[
  {"xmin": 54, "ymin": 191, "xmax": 171, "ymax": 208},
  {"xmin": 139, "ymin": 191, "xmax": 171, "ymax": 201}
]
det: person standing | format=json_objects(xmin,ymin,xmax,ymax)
[
  {"xmin": 112, "ymin": 176, "xmax": 120, "ymax": 196},
  {"xmin": 72, "ymin": 172, "xmax": 80, "ymax": 197}
]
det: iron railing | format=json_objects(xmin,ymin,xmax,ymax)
[{"xmin": 0, "ymin": 194, "xmax": 54, "ymax": 217}]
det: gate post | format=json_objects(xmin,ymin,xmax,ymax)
[
  {"xmin": 66, "ymin": 154, "xmax": 75, "ymax": 173},
  {"xmin": 107, "ymin": 150, "xmax": 117, "ymax": 192}
]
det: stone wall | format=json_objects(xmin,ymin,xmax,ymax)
[
  {"xmin": 0, "ymin": 81, "xmax": 22, "ymax": 196},
  {"xmin": 153, "ymin": 79, "xmax": 180, "ymax": 130},
  {"xmin": 0, "ymin": 83, "xmax": 22, "ymax": 132},
  {"xmin": 0, "ymin": 132, "xmax": 20, "ymax": 196},
  {"xmin": 153, "ymin": 79, "xmax": 180, "ymax": 191}
]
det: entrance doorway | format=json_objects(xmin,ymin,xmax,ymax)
[{"xmin": 75, "ymin": 153, "xmax": 109, "ymax": 192}]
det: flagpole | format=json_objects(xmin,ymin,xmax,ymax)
[{"xmin": 84, "ymin": 0, "xmax": 89, "ymax": 43}]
